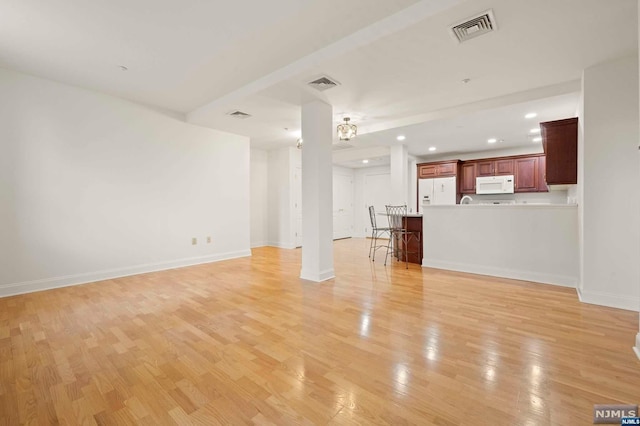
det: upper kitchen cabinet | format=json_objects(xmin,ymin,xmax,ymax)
[
  {"xmin": 459, "ymin": 162, "xmax": 477, "ymax": 194},
  {"xmin": 540, "ymin": 117, "xmax": 578, "ymax": 185},
  {"xmin": 418, "ymin": 160, "xmax": 459, "ymax": 178},
  {"xmin": 537, "ymin": 155, "xmax": 548, "ymax": 192},
  {"xmin": 514, "ymin": 156, "xmax": 539, "ymax": 192},
  {"xmin": 459, "ymin": 154, "xmax": 547, "ymax": 194},
  {"xmin": 476, "ymin": 159, "xmax": 514, "ymax": 176},
  {"xmin": 495, "ymin": 159, "xmax": 515, "ymax": 175}
]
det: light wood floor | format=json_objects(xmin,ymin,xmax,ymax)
[{"xmin": 1, "ymin": 238, "xmax": 638, "ymax": 425}]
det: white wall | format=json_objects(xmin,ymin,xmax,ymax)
[
  {"xmin": 390, "ymin": 145, "xmax": 409, "ymax": 205},
  {"xmin": 250, "ymin": 149, "xmax": 268, "ymax": 247},
  {"xmin": 267, "ymin": 147, "xmax": 296, "ymax": 248},
  {"xmin": 0, "ymin": 67, "xmax": 251, "ymax": 297},
  {"xmin": 579, "ymin": 55, "xmax": 640, "ymax": 311}
]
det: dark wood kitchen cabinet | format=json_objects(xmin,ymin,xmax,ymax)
[
  {"xmin": 403, "ymin": 216, "xmax": 423, "ymax": 264},
  {"xmin": 537, "ymin": 155, "xmax": 548, "ymax": 192},
  {"xmin": 476, "ymin": 159, "xmax": 514, "ymax": 176},
  {"xmin": 459, "ymin": 162, "xmax": 477, "ymax": 194},
  {"xmin": 514, "ymin": 157, "xmax": 539, "ymax": 192},
  {"xmin": 495, "ymin": 159, "xmax": 515, "ymax": 175},
  {"xmin": 541, "ymin": 117, "xmax": 578, "ymax": 185},
  {"xmin": 459, "ymin": 154, "xmax": 546, "ymax": 194},
  {"xmin": 417, "ymin": 160, "xmax": 459, "ymax": 178},
  {"xmin": 476, "ymin": 160, "xmax": 494, "ymax": 177}
]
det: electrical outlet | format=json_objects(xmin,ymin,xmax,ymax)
[
  {"xmin": 206, "ymin": 236, "xmax": 211, "ymax": 244},
  {"xmin": 192, "ymin": 237, "xmax": 197, "ymax": 245}
]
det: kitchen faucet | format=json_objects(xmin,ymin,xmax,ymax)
[{"xmin": 460, "ymin": 195, "xmax": 473, "ymax": 205}]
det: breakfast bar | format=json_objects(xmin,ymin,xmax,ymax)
[{"xmin": 421, "ymin": 204, "xmax": 579, "ymax": 286}]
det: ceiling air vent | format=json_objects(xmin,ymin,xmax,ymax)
[
  {"xmin": 450, "ymin": 9, "xmax": 497, "ymax": 43},
  {"xmin": 307, "ymin": 75, "xmax": 340, "ymax": 92},
  {"xmin": 227, "ymin": 110, "xmax": 252, "ymax": 119}
]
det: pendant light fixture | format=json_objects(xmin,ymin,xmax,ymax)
[{"xmin": 337, "ymin": 117, "xmax": 357, "ymax": 141}]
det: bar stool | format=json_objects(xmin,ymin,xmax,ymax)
[
  {"xmin": 368, "ymin": 206, "xmax": 390, "ymax": 261},
  {"xmin": 384, "ymin": 205, "xmax": 420, "ymax": 269}
]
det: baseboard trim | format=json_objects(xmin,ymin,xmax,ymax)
[
  {"xmin": 577, "ymin": 288, "xmax": 640, "ymax": 312},
  {"xmin": 0, "ymin": 249, "xmax": 252, "ymax": 298},
  {"xmin": 421, "ymin": 259, "xmax": 577, "ymax": 288},
  {"xmin": 250, "ymin": 241, "xmax": 268, "ymax": 248},
  {"xmin": 300, "ymin": 268, "xmax": 335, "ymax": 283},
  {"xmin": 266, "ymin": 241, "xmax": 296, "ymax": 249}
]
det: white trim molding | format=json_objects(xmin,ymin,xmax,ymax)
[
  {"xmin": 266, "ymin": 241, "xmax": 297, "ymax": 249},
  {"xmin": 300, "ymin": 268, "xmax": 335, "ymax": 283},
  {"xmin": 634, "ymin": 333, "xmax": 640, "ymax": 360},
  {"xmin": 576, "ymin": 288, "xmax": 640, "ymax": 312},
  {"xmin": 0, "ymin": 250, "xmax": 251, "ymax": 298},
  {"xmin": 422, "ymin": 259, "xmax": 578, "ymax": 288}
]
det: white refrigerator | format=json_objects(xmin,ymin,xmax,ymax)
[{"xmin": 418, "ymin": 177, "xmax": 457, "ymax": 212}]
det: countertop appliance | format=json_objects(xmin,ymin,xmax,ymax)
[
  {"xmin": 418, "ymin": 176, "xmax": 456, "ymax": 212},
  {"xmin": 476, "ymin": 175, "xmax": 514, "ymax": 195}
]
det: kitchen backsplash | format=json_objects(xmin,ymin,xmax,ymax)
[{"xmin": 466, "ymin": 190, "xmax": 571, "ymax": 205}]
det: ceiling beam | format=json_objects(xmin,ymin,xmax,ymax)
[{"xmin": 186, "ymin": 0, "xmax": 467, "ymax": 126}]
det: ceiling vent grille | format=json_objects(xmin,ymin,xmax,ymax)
[
  {"xmin": 450, "ymin": 9, "xmax": 497, "ymax": 43},
  {"xmin": 307, "ymin": 75, "xmax": 340, "ymax": 92},
  {"xmin": 227, "ymin": 110, "xmax": 252, "ymax": 119}
]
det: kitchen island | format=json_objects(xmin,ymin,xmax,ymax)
[
  {"xmin": 378, "ymin": 212, "xmax": 423, "ymax": 264},
  {"xmin": 400, "ymin": 213, "xmax": 422, "ymax": 264},
  {"xmin": 421, "ymin": 204, "xmax": 578, "ymax": 287}
]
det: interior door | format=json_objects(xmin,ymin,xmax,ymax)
[
  {"xmin": 364, "ymin": 173, "xmax": 391, "ymax": 233},
  {"xmin": 333, "ymin": 173, "xmax": 353, "ymax": 240}
]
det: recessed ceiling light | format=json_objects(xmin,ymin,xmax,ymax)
[
  {"xmin": 487, "ymin": 138, "xmax": 497, "ymax": 144},
  {"xmin": 530, "ymin": 128, "xmax": 540, "ymax": 134},
  {"xmin": 533, "ymin": 136, "xmax": 542, "ymax": 142},
  {"xmin": 525, "ymin": 112, "xmax": 537, "ymax": 119},
  {"xmin": 362, "ymin": 159, "xmax": 369, "ymax": 164},
  {"xmin": 428, "ymin": 147, "xmax": 437, "ymax": 152},
  {"xmin": 397, "ymin": 135, "xmax": 406, "ymax": 141}
]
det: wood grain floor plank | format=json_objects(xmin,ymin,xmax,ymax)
[{"xmin": 0, "ymin": 238, "xmax": 638, "ymax": 425}]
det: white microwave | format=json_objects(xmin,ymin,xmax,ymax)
[{"xmin": 476, "ymin": 175, "xmax": 515, "ymax": 194}]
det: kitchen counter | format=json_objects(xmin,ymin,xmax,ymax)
[
  {"xmin": 422, "ymin": 203, "xmax": 578, "ymax": 287},
  {"xmin": 425, "ymin": 204, "xmax": 577, "ymax": 208},
  {"xmin": 377, "ymin": 212, "xmax": 423, "ymax": 264}
]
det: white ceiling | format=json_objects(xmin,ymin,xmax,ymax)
[
  {"xmin": 350, "ymin": 91, "xmax": 581, "ymax": 158},
  {"xmin": 1, "ymin": 0, "xmax": 637, "ymax": 164}
]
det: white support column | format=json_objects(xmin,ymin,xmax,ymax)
[
  {"xmin": 390, "ymin": 145, "xmax": 409, "ymax": 206},
  {"xmin": 300, "ymin": 101, "xmax": 335, "ymax": 282},
  {"xmin": 409, "ymin": 157, "xmax": 418, "ymax": 213}
]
